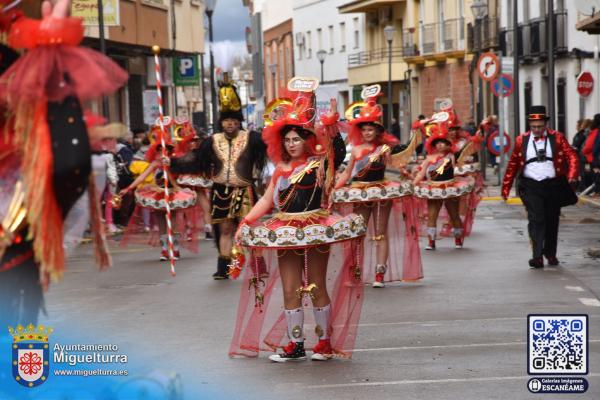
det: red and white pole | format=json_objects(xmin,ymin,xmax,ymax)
[{"xmin": 152, "ymin": 45, "xmax": 176, "ymax": 276}]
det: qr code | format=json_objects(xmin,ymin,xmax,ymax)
[{"xmin": 528, "ymin": 315, "xmax": 588, "ymax": 374}]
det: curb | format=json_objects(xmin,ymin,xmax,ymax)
[{"xmin": 482, "ymin": 196, "xmax": 523, "ymax": 205}]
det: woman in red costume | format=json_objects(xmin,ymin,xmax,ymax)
[
  {"xmin": 333, "ymin": 85, "xmax": 422, "ymax": 288},
  {"xmin": 229, "ymin": 78, "xmax": 367, "ymax": 362},
  {"xmin": 120, "ymin": 134, "xmax": 197, "ymax": 260},
  {"xmin": 412, "ymin": 127, "xmax": 475, "ymax": 250},
  {"xmin": 174, "ymin": 118, "xmax": 213, "ymax": 240}
]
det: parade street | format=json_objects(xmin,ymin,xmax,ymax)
[{"xmin": 41, "ymin": 198, "xmax": 600, "ymax": 400}]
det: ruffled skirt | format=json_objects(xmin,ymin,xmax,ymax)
[
  {"xmin": 332, "ymin": 180, "xmax": 413, "ymax": 204},
  {"xmin": 413, "ymin": 176, "xmax": 475, "ymax": 200},
  {"xmin": 238, "ymin": 209, "xmax": 366, "ymax": 250},
  {"xmin": 134, "ymin": 186, "xmax": 196, "ymax": 211},
  {"xmin": 176, "ymin": 174, "xmax": 213, "ymax": 189}
]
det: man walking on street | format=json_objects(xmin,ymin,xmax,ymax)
[{"xmin": 501, "ymin": 106, "xmax": 579, "ymax": 269}]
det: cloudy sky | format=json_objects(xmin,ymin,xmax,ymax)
[
  {"xmin": 209, "ymin": 0, "xmax": 251, "ymax": 70},
  {"xmin": 211, "ymin": 0, "xmax": 250, "ymax": 42}
]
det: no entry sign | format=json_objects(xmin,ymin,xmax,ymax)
[
  {"xmin": 577, "ymin": 72, "xmax": 594, "ymax": 97},
  {"xmin": 491, "ymin": 74, "xmax": 514, "ymax": 98}
]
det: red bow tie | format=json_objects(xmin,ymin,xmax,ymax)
[{"xmin": 534, "ymin": 136, "xmax": 545, "ymax": 142}]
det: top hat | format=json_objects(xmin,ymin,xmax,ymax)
[{"xmin": 528, "ymin": 105, "xmax": 549, "ymax": 121}]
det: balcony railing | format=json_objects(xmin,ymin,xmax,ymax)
[
  {"xmin": 402, "ymin": 28, "xmax": 419, "ymax": 57},
  {"xmin": 421, "ymin": 18, "xmax": 465, "ymax": 55},
  {"xmin": 467, "ymin": 16, "xmax": 499, "ymax": 51},
  {"xmin": 348, "ymin": 46, "xmax": 404, "ymax": 67}
]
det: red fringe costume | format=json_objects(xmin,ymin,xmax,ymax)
[
  {"xmin": 0, "ymin": 10, "xmax": 127, "ymax": 327},
  {"xmin": 229, "ymin": 83, "xmax": 368, "ymax": 359}
]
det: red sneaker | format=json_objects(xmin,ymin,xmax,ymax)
[
  {"xmin": 454, "ymin": 236, "xmax": 463, "ymax": 249},
  {"xmin": 173, "ymin": 250, "xmax": 180, "ymax": 260},
  {"xmin": 372, "ymin": 272, "xmax": 385, "ymax": 288},
  {"xmin": 160, "ymin": 250, "xmax": 168, "ymax": 261},
  {"xmin": 311, "ymin": 339, "xmax": 333, "ymax": 361},
  {"xmin": 425, "ymin": 238, "xmax": 435, "ymax": 250},
  {"xmin": 268, "ymin": 341, "xmax": 307, "ymax": 362}
]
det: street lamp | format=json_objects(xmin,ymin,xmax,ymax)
[
  {"xmin": 470, "ymin": 0, "xmax": 488, "ymax": 179},
  {"xmin": 205, "ymin": 0, "xmax": 218, "ymax": 133},
  {"xmin": 316, "ymin": 49, "xmax": 327, "ymax": 83},
  {"xmin": 383, "ymin": 25, "xmax": 396, "ymax": 131},
  {"xmin": 268, "ymin": 63, "xmax": 277, "ymax": 100}
]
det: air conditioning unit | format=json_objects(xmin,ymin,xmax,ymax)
[
  {"xmin": 378, "ymin": 7, "xmax": 392, "ymax": 24},
  {"xmin": 295, "ymin": 32, "xmax": 305, "ymax": 46},
  {"xmin": 367, "ymin": 11, "xmax": 379, "ymax": 28}
]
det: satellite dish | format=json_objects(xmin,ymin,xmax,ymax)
[{"xmin": 575, "ymin": 0, "xmax": 600, "ymax": 16}]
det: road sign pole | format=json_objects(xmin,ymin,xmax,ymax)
[{"xmin": 498, "ymin": 53, "xmax": 504, "ymax": 186}]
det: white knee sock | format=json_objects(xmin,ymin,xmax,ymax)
[
  {"xmin": 427, "ymin": 227, "xmax": 437, "ymax": 239},
  {"xmin": 313, "ymin": 304, "xmax": 331, "ymax": 340},
  {"xmin": 284, "ymin": 308, "xmax": 304, "ymax": 343}
]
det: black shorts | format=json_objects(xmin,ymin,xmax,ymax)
[{"xmin": 211, "ymin": 183, "xmax": 256, "ymax": 223}]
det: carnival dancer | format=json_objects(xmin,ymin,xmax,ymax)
[
  {"xmin": 501, "ymin": 106, "xmax": 579, "ymax": 268},
  {"xmin": 169, "ymin": 74, "xmax": 267, "ymax": 279},
  {"xmin": 229, "ymin": 77, "xmax": 367, "ymax": 362},
  {"xmin": 412, "ymin": 128, "xmax": 475, "ymax": 250},
  {"xmin": 333, "ymin": 85, "xmax": 422, "ymax": 288},
  {"xmin": 119, "ymin": 133, "xmax": 197, "ymax": 261},
  {"xmin": 174, "ymin": 118, "xmax": 213, "ymax": 240},
  {"xmin": 0, "ymin": 0, "xmax": 128, "ymax": 329}
]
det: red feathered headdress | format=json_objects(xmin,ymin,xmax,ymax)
[
  {"xmin": 262, "ymin": 78, "xmax": 323, "ymax": 164},
  {"xmin": 345, "ymin": 84, "xmax": 398, "ymax": 147}
]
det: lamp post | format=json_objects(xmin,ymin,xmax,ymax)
[
  {"xmin": 470, "ymin": 0, "xmax": 488, "ymax": 179},
  {"xmin": 205, "ymin": 0, "xmax": 218, "ymax": 134},
  {"xmin": 268, "ymin": 63, "xmax": 277, "ymax": 100},
  {"xmin": 243, "ymin": 73, "xmax": 251, "ymax": 122},
  {"xmin": 316, "ymin": 49, "xmax": 327, "ymax": 83},
  {"xmin": 383, "ymin": 25, "xmax": 396, "ymax": 131}
]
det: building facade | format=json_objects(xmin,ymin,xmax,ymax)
[
  {"xmin": 292, "ymin": 0, "xmax": 365, "ymax": 114},
  {"xmin": 500, "ymin": 0, "xmax": 596, "ymax": 140}
]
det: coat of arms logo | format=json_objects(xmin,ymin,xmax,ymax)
[{"xmin": 9, "ymin": 324, "xmax": 53, "ymax": 388}]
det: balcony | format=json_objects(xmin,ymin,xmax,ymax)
[
  {"xmin": 346, "ymin": 46, "xmax": 409, "ymax": 86},
  {"xmin": 467, "ymin": 16, "xmax": 499, "ymax": 52},
  {"xmin": 420, "ymin": 18, "xmax": 465, "ymax": 59},
  {"xmin": 512, "ymin": 10, "xmax": 569, "ymax": 64},
  {"xmin": 348, "ymin": 46, "xmax": 404, "ymax": 67},
  {"xmin": 402, "ymin": 28, "xmax": 419, "ymax": 57}
]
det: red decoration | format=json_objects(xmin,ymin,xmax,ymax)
[{"xmin": 19, "ymin": 352, "xmax": 42, "ymax": 376}]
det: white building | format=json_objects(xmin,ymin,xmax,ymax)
[
  {"xmin": 500, "ymin": 0, "xmax": 600, "ymax": 140},
  {"xmin": 292, "ymin": 0, "xmax": 365, "ymax": 114}
]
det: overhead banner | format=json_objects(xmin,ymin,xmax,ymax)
[{"xmin": 71, "ymin": 0, "xmax": 120, "ymax": 27}]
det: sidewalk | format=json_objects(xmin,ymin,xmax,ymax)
[{"xmin": 480, "ymin": 165, "xmax": 600, "ymax": 208}]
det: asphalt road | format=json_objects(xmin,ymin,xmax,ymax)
[{"xmin": 39, "ymin": 199, "xmax": 600, "ymax": 400}]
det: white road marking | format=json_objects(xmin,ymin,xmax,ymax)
[
  {"xmin": 357, "ymin": 316, "xmax": 523, "ymax": 328},
  {"xmin": 352, "ymin": 339, "xmax": 600, "ymax": 353},
  {"xmin": 307, "ymin": 373, "xmax": 600, "ymax": 389},
  {"xmin": 565, "ymin": 286, "xmax": 585, "ymax": 292},
  {"xmin": 579, "ymin": 298, "xmax": 600, "ymax": 307}
]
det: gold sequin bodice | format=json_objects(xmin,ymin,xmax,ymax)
[{"xmin": 212, "ymin": 130, "xmax": 251, "ymax": 187}]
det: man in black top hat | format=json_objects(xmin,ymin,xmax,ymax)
[
  {"xmin": 502, "ymin": 105, "xmax": 579, "ymax": 268},
  {"xmin": 169, "ymin": 76, "xmax": 267, "ymax": 279}
]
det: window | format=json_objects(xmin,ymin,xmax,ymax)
[
  {"xmin": 340, "ymin": 22, "xmax": 346, "ymax": 52},
  {"xmin": 317, "ymin": 28, "xmax": 323, "ymax": 50},
  {"xmin": 557, "ymin": 78, "xmax": 566, "ymax": 135},
  {"xmin": 306, "ymin": 31, "xmax": 312, "ymax": 58},
  {"xmin": 353, "ymin": 18, "xmax": 359, "ymax": 49},
  {"xmin": 524, "ymin": 82, "xmax": 532, "ymax": 131},
  {"xmin": 328, "ymin": 25, "xmax": 334, "ymax": 53}
]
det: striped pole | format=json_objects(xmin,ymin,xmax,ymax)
[{"xmin": 152, "ymin": 45, "xmax": 176, "ymax": 277}]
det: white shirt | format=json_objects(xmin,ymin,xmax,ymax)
[{"xmin": 523, "ymin": 132, "xmax": 556, "ymax": 181}]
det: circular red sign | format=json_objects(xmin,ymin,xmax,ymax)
[
  {"xmin": 577, "ymin": 72, "xmax": 594, "ymax": 97},
  {"xmin": 487, "ymin": 131, "xmax": 512, "ymax": 156}
]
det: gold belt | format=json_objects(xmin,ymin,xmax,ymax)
[{"xmin": 350, "ymin": 180, "xmax": 386, "ymax": 188}]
